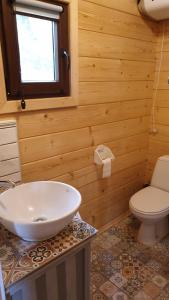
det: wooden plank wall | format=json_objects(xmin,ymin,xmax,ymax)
[
  {"xmin": 0, "ymin": 0, "xmax": 158, "ymax": 228},
  {"xmin": 145, "ymin": 20, "xmax": 169, "ymax": 183}
]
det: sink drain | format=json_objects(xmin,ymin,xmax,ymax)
[{"xmin": 32, "ymin": 216, "xmax": 47, "ymax": 222}]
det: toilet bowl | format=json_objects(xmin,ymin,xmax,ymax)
[{"xmin": 129, "ymin": 156, "xmax": 169, "ymax": 245}]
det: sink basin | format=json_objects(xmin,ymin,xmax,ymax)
[{"xmin": 0, "ymin": 181, "xmax": 81, "ymax": 241}]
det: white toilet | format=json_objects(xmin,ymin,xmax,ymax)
[{"xmin": 129, "ymin": 156, "xmax": 169, "ymax": 245}]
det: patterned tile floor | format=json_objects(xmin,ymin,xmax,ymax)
[{"xmin": 91, "ymin": 214, "xmax": 169, "ymax": 300}]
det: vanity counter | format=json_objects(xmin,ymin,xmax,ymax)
[{"xmin": 0, "ymin": 216, "xmax": 96, "ymax": 294}]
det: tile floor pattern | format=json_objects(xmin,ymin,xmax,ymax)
[{"xmin": 91, "ymin": 214, "xmax": 169, "ymax": 300}]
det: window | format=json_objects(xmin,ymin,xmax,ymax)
[
  {"xmin": 16, "ymin": 15, "xmax": 59, "ymax": 82},
  {"xmin": 0, "ymin": 0, "xmax": 70, "ymax": 101}
]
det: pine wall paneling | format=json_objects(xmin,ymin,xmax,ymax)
[
  {"xmin": 146, "ymin": 20, "xmax": 169, "ymax": 183},
  {"xmin": 0, "ymin": 0, "xmax": 158, "ymax": 228}
]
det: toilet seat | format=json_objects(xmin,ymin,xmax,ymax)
[{"xmin": 130, "ymin": 186, "xmax": 169, "ymax": 215}]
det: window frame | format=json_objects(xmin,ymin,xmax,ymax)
[
  {"xmin": 1, "ymin": 0, "xmax": 70, "ymax": 99},
  {"xmin": 0, "ymin": 0, "xmax": 78, "ymax": 113}
]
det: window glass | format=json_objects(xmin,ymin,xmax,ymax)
[{"xmin": 16, "ymin": 14, "xmax": 59, "ymax": 83}]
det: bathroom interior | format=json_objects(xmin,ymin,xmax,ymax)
[{"xmin": 1, "ymin": 0, "xmax": 169, "ymax": 299}]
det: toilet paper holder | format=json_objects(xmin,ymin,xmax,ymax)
[{"xmin": 94, "ymin": 145, "xmax": 115, "ymax": 165}]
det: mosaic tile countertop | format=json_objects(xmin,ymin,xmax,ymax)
[
  {"xmin": 0, "ymin": 216, "xmax": 96, "ymax": 289},
  {"xmin": 91, "ymin": 214, "xmax": 169, "ymax": 300}
]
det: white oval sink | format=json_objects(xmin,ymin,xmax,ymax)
[{"xmin": 0, "ymin": 181, "xmax": 81, "ymax": 241}]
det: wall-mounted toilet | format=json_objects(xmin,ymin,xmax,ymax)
[{"xmin": 129, "ymin": 156, "xmax": 169, "ymax": 246}]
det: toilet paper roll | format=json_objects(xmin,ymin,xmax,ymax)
[{"xmin": 102, "ymin": 158, "xmax": 111, "ymax": 178}]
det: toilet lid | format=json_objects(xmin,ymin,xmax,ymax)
[{"xmin": 130, "ymin": 186, "xmax": 169, "ymax": 214}]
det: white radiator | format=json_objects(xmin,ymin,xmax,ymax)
[{"xmin": 0, "ymin": 120, "xmax": 21, "ymax": 184}]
